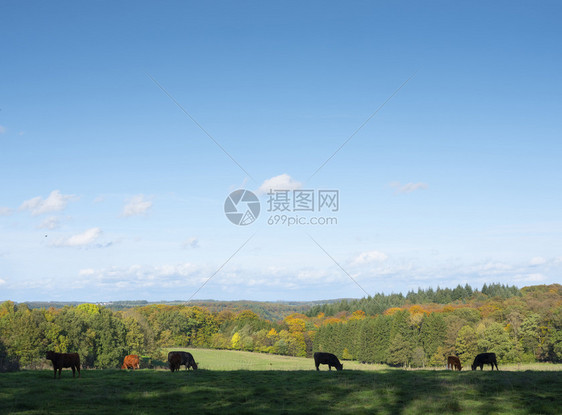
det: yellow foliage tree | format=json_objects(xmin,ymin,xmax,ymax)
[
  {"xmin": 408, "ymin": 305, "xmax": 428, "ymax": 315},
  {"xmin": 231, "ymin": 332, "xmax": 241, "ymax": 350},
  {"xmin": 285, "ymin": 316, "xmax": 306, "ymax": 333},
  {"xmin": 236, "ymin": 310, "xmax": 259, "ymax": 321},
  {"xmin": 349, "ymin": 310, "xmax": 366, "ymax": 320},
  {"xmin": 267, "ymin": 328, "xmax": 279, "ymax": 340},
  {"xmin": 384, "ymin": 307, "xmax": 403, "ymax": 316}
]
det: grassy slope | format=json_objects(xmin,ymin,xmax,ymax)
[
  {"xmin": 169, "ymin": 348, "xmax": 562, "ymax": 372},
  {"xmin": 182, "ymin": 348, "xmax": 389, "ymax": 371},
  {"xmin": 1, "ymin": 349, "xmax": 560, "ymax": 415}
]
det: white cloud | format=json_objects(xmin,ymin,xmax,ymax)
[
  {"xmin": 183, "ymin": 237, "xmax": 199, "ymax": 249},
  {"xmin": 20, "ymin": 190, "xmax": 76, "ymax": 215},
  {"xmin": 6, "ymin": 250, "xmax": 561, "ymax": 301},
  {"xmin": 257, "ymin": 174, "xmax": 302, "ymax": 194},
  {"xmin": 76, "ymin": 262, "xmax": 345, "ymax": 295},
  {"xmin": 85, "ymin": 262, "xmax": 201, "ymax": 289},
  {"xmin": 0, "ymin": 278, "xmax": 6, "ymax": 286},
  {"xmin": 39, "ymin": 216, "xmax": 60, "ymax": 230},
  {"xmin": 0, "ymin": 207, "xmax": 13, "ymax": 216},
  {"xmin": 514, "ymin": 273, "xmax": 546, "ymax": 282},
  {"xmin": 352, "ymin": 250, "xmax": 388, "ymax": 265},
  {"xmin": 0, "ymin": 125, "xmax": 5, "ymax": 134},
  {"xmin": 479, "ymin": 262, "xmax": 512, "ymax": 272},
  {"xmin": 122, "ymin": 194, "xmax": 153, "ymax": 217},
  {"xmin": 296, "ymin": 269, "xmax": 334, "ymax": 282},
  {"xmin": 389, "ymin": 181, "xmax": 428, "ymax": 194},
  {"xmin": 53, "ymin": 227, "xmax": 102, "ymax": 247},
  {"xmin": 530, "ymin": 257, "xmax": 546, "ymax": 266}
]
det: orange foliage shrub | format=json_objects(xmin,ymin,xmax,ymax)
[
  {"xmin": 384, "ymin": 307, "xmax": 403, "ymax": 316},
  {"xmin": 408, "ymin": 305, "xmax": 429, "ymax": 315},
  {"xmin": 349, "ymin": 310, "xmax": 366, "ymax": 320},
  {"xmin": 479, "ymin": 304, "xmax": 500, "ymax": 318}
]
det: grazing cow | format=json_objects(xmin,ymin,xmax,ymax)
[
  {"xmin": 314, "ymin": 352, "xmax": 343, "ymax": 371},
  {"xmin": 472, "ymin": 352, "xmax": 499, "ymax": 371},
  {"xmin": 447, "ymin": 356, "xmax": 462, "ymax": 371},
  {"xmin": 167, "ymin": 351, "xmax": 198, "ymax": 370},
  {"xmin": 45, "ymin": 351, "xmax": 81, "ymax": 379},
  {"xmin": 121, "ymin": 354, "xmax": 140, "ymax": 370},
  {"xmin": 169, "ymin": 352, "xmax": 181, "ymax": 372}
]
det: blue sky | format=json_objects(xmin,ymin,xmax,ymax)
[{"xmin": 1, "ymin": 1, "xmax": 561, "ymax": 302}]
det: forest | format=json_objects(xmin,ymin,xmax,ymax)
[{"xmin": 1, "ymin": 283, "xmax": 561, "ymax": 371}]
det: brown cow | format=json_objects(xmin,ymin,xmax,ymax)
[
  {"xmin": 121, "ymin": 354, "xmax": 140, "ymax": 370},
  {"xmin": 46, "ymin": 351, "xmax": 81, "ymax": 379},
  {"xmin": 447, "ymin": 356, "xmax": 462, "ymax": 371},
  {"xmin": 169, "ymin": 352, "xmax": 181, "ymax": 372}
]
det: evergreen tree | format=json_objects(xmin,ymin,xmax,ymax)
[
  {"xmin": 420, "ymin": 313, "xmax": 447, "ymax": 359},
  {"xmin": 387, "ymin": 333, "xmax": 411, "ymax": 367},
  {"xmin": 372, "ymin": 315, "xmax": 392, "ymax": 363},
  {"xmin": 387, "ymin": 310, "xmax": 413, "ymax": 366},
  {"xmin": 356, "ymin": 318, "xmax": 374, "ymax": 363}
]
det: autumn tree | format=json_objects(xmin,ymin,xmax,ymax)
[
  {"xmin": 478, "ymin": 322, "xmax": 512, "ymax": 361},
  {"xmin": 455, "ymin": 325, "xmax": 478, "ymax": 365},
  {"xmin": 231, "ymin": 332, "xmax": 241, "ymax": 350}
]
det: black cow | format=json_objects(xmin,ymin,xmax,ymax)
[
  {"xmin": 45, "ymin": 351, "xmax": 81, "ymax": 379},
  {"xmin": 314, "ymin": 352, "xmax": 343, "ymax": 371},
  {"xmin": 167, "ymin": 351, "xmax": 198, "ymax": 370},
  {"xmin": 471, "ymin": 352, "xmax": 499, "ymax": 371}
]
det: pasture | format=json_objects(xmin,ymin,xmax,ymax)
[
  {"xmin": 0, "ymin": 349, "xmax": 560, "ymax": 414},
  {"xmin": 168, "ymin": 348, "xmax": 390, "ymax": 371}
]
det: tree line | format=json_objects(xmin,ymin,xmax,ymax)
[
  {"xmin": 1, "ymin": 283, "xmax": 561, "ymax": 371},
  {"xmin": 307, "ymin": 283, "xmax": 522, "ymax": 317}
]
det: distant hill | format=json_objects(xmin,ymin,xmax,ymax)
[
  {"xmin": 19, "ymin": 282, "xmax": 537, "ymax": 321},
  {"xmin": 21, "ymin": 298, "xmax": 351, "ymax": 321}
]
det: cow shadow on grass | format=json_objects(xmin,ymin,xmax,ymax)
[
  {"xmin": 1, "ymin": 369, "xmax": 561, "ymax": 414},
  {"xmin": 126, "ymin": 369, "xmax": 561, "ymax": 415}
]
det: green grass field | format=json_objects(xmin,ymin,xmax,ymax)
[
  {"xmin": 1, "ymin": 349, "xmax": 560, "ymax": 414},
  {"xmin": 166, "ymin": 348, "xmax": 388, "ymax": 371}
]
